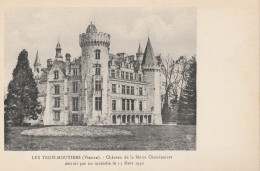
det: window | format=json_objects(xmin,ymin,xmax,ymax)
[
  {"xmin": 72, "ymin": 114, "xmax": 78, "ymax": 122},
  {"xmin": 122, "ymin": 99, "xmax": 125, "ymax": 110},
  {"xmin": 139, "ymin": 87, "xmax": 143, "ymax": 96},
  {"xmin": 73, "ymin": 68, "xmax": 78, "ymax": 76},
  {"xmin": 54, "ymin": 97, "xmax": 60, "ymax": 107},
  {"xmin": 54, "ymin": 71, "xmax": 59, "ymax": 79},
  {"xmin": 131, "ymin": 100, "xmax": 134, "ymax": 111},
  {"xmin": 54, "ymin": 85, "xmax": 60, "ymax": 95},
  {"xmin": 127, "ymin": 100, "xmax": 130, "ymax": 110},
  {"xmin": 95, "ymin": 80, "xmax": 101, "ymax": 91},
  {"xmin": 126, "ymin": 72, "xmax": 129, "ymax": 80},
  {"xmin": 112, "ymin": 84, "xmax": 116, "ymax": 93},
  {"xmin": 111, "ymin": 70, "xmax": 115, "ymax": 78},
  {"xmin": 112, "ymin": 100, "xmax": 116, "ymax": 110},
  {"xmin": 95, "ymin": 97, "xmax": 102, "ymax": 110},
  {"xmin": 126, "ymin": 86, "xmax": 130, "ymax": 94},
  {"xmin": 95, "ymin": 64, "xmax": 101, "ymax": 75},
  {"xmin": 122, "ymin": 85, "xmax": 125, "ymax": 94},
  {"xmin": 95, "ymin": 49, "xmax": 101, "ymax": 59},
  {"xmin": 72, "ymin": 82, "xmax": 78, "ymax": 93},
  {"xmin": 54, "ymin": 111, "xmax": 60, "ymax": 121},
  {"xmin": 72, "ymin": 97, "xmax": 79, "ymax": 111},
  {"xmin": 121, "ymin": 71, "xmax": 125, "ymax": 79},
  {"xmin": 37, "ymin": 68, "xmax": 39, "ymax": 73},
  {"xmin": 116, "ymin": 71, "xmax": 120, "ymax": 78},
  {"xmin": 138, "ymin": 74, "xmax": 142, "ymax": 81},
  {"xmin": 130, "ymin": 73, "xmax": 133, "ymax": 80},
  {"xmin": 139, "ymin": 101, "xmax": 143, "ymax": 111},
  {"xmin": 131, "ymin": 86, "xmax": 134, "ymax": 95}
]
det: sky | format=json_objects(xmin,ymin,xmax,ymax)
[{"xmin": 4, "ymin": 7, "xmax": 196, "ymax": 92}]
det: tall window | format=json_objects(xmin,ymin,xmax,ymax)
[
  {"xmin": 139, "ymin": 101, "xmax": 143, "ymax": 111},
  {"xmin": 95, "ymin": 97, "xmax": 102, "ymax": 110},
  {"xmin": 122, "ymin": 85, "xmax": 125, "ymax": 94},
  {"xmin": 138, "ymin": 74, "xmax": 142, "ymax": 81},
  {"xmin": 112, "ymin": 100, "xmax": 116, "ymax": 110},
  {"xmin": 72, "ymin": 81, "xmax": 78, "ymax": 93},
  {"xmin": 72, "ymin": 97, "xmax": 79, "ymax": 111},
  {"xmin": 95, "ymin": 80, "xmax": 101, "ymax": 91},
  {"xmin": 130, "ymin": 73, "xmax": 133, "ymax": 80},
  {"xmin": 95, "ymin": 64, "xmax": 101, "ymax": 75},
  {"xmin": 54, "ymin": 85, "xmax": 60, "ymax": 95},
  {"xmin": 111, "ymin": 70, "xmax": 115, "ymax": 78},
  {"xmin": 112, "ymin": 84, "xmax": 116, "ymax": 93},
  {"xmin": 121, "ymin": 71, "xmax": 125, "ymax": 79},
  {"xmin": 95, "ymin": 49, "xmax": 101, "ymax": 59},
  {"xmin": 127, "ymin": 99, "xmax": 130, "ymax": 110},
  {"xmin": 122, "ymin": 99, "xmax": 125, "ymax": 110},
  {"xmin": 73, "ymin": 68, "xmax": 78, "ymax": 76},
  {"xmin": 54, "ymin": 111, "xmax": 60, "ymax": 121},
  {"xmin": 131, "ymin": 100, "xmax": 134, "ymax": 111},
  {"xmin": 126, "ymin": 86, "xmax": 130, "ymax": 94},
  {"xmin": 139, "ymin": 87, "xmax": 143, "ymax": 96},
  {"xmin": 131, "ymin": 86, "xmax": 134, "ymax": 95},
  {"xmin": 54, "ymin": 97, "xmax": 60, "ymax": 107},
  {"xmin": 54, "ymin": 71, "xmax": 59, "ymax": 79},
  {"xmin": 126, "ymin": 72, "xmax": 129, "ymax": 80},
  {"xmin": 116, "ymin": 71, "xmax": 120, "ymax": 78}
]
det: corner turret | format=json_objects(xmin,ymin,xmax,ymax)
[
  {"xmin": 34, "ymin": 50, "xmax": 42, "ymax": 78},
  {"xmin": 55, "ymin": 40, "xmax": 63, "ymax": 61},
  {"xmin": 136, "ymin": 42, "xmax": 143, "ymax": 64}
]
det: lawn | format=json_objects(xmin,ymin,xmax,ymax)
[{"xmin": 5, "ymin": 125, "xmax": 196, "ymax": 151}]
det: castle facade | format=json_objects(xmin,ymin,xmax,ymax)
[{"xmin": 34, "ymin": 22, "xmax": 162, "ymax": 125}]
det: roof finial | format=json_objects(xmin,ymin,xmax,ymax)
[
  {"xmin": 58, "ymin": 33, "xmax": 60, "ymax": 43},
  {"xmin": 148, "ymin": 27, "xmax": 150, "ymax": 39}
]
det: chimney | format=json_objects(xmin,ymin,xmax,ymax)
[
  {"xmin": 65, "ymin": 53, "xmax": 71, "ymax": 62},
  {"xmin": 47, "ymin": 59, "xmax": 53, "ymax": 69}
]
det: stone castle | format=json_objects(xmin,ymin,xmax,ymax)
[{"xmin": 34, "ymin": 22, "xmax": 162, "ymax": 125}]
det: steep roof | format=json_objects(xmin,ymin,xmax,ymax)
[
  {"xmin": 137, "ymin": 43, "xmax": 142, "ymax": 54},
  {"xmin": 142, "ymin": 38, "xmax": 157, "ymax": 66},
  {"xmin": 34, "ymin": 50, "xmax": 41, "ymax": 66}
]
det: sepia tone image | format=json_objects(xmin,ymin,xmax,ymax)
[{"xmin": 4, "ymin": 8, "xmax": 196, "ymax": 150}]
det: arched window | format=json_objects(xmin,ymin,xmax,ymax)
[{"xmin": 95, "ymin": 49, "xmax": 101, "ymax": 59}]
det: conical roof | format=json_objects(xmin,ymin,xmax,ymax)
[
  {"xmin": 137, "ymin": 43, "xmax": 142, "ymax": 54},
  {"xmin": 34, "ymin": 50, "xmax": 41, "ymax": 66},
  {"xmin": 142, "ymin": 38, "xmax": 157, "ymax": 66},
  {"xmin": 86, "ymin": 22, "xmax": 97, "ymax": 34}
]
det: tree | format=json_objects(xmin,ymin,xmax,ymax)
[
  {"xmin": 177, "ymin": 56, "xmax": 196, "ymax": 125},
  {"xmin": 160, "ymin": 55, "xmax": 175, "ymax": 122},
  {"xmin": 4, "ymin": 49, "xmax": 41, "ymax": 126}
]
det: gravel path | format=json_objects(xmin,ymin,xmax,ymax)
[{"xmin": 21, "ymin": 126, "xmax": 133, "ymax": 137}]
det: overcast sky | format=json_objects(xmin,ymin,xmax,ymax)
[{"xmin": 4, "ymin": 8, "xmax": 196, "ymax": 91}]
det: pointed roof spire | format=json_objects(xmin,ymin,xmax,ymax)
[
  {"xmin": 142, "ymin": 38, "xmax": 157, "ymax": 66},
  {"xmin": 34, "ymin": 49, "xmax": 41, "ymax": 66},
  {"xmin": 137, "ymin": 42, "xmax": 142, "ymax": 54}
]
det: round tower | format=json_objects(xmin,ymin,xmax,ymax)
[
  {"xmin": 142, "ymin": 38, "xmax": 162, "ymax": 125},
  {"xmin": 79, "ymin": 22, "xmax": 111, "ymax": 124}
]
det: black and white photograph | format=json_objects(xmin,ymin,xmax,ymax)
[
  {"xmin": 4, "ymin": 7, "xmax": 194, "ymax": 151},
  {"xmin": 1, "ymin": 0, "xmax": 259, "ymax": 170}
]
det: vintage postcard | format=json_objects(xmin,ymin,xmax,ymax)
[{"xmin": 0, "ymin": 0, "xmax": 259, "ymax": 170}]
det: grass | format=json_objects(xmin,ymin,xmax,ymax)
[{"xmin": 5, "ymin": 125, "xmax": 196, "ymax": 151}]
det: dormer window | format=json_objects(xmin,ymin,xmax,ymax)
[
  {"xmin": 73, "ymin": 68, "xmax": 78, "ymax": 76},
  {"xmin": 37, "ymin": 68, "xmax": 40, "ymax": 73},
  {"xmin": 54, "ymin": 71, "xmax": 59, "ymax": 79},
  {"xmin": 95, "ymin": 49, "xmax": 101, "ymax": 59}
]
